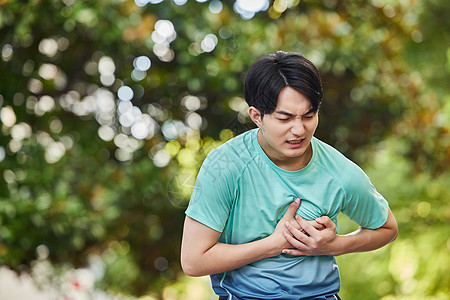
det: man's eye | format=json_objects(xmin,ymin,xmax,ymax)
[
  {"xmin": 303, "ymin": 115, "xmax": 314, "ymax": 119},
  {"xmin": 278, "ymin": 118, "xmax": 289, "ymax": 121}
]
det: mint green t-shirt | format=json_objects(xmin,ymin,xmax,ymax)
[{"xmin": 185, "ymin": 129, "xmax": 389, "ymax": 299}]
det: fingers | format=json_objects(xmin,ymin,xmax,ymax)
[
  {"xmin": 282, "ymin": 229, "xmax": 309, "ymax": 253},
  {"xmin": 284, "ymin": 198, "xmax": 300, "ymax": 218},
  {"xmin": 294, "ymin": 215, "xmax": 320, "ymax": 238},
  {"xmin": 284, "ymin": 221, "xmax": 312, "ymax": 246},
  {"xmin": 282, "ymin": 248, "xmax": 308, "ymax": 256},
  {"xmin": 283, "ymin": 215, "xmax": 337, "ymax": 256},
  {"xmin": 309, "ymin": 220, "xmax": 326, "ymax": 231},
  {"xmin": 315, "ymin": 215, "xmax": 336, "ymax": 230}
]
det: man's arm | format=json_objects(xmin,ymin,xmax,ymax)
[
  {"xmin": 181, "ymin": 198, "xmax": 324, "ymax": 277},
  {"xmin": 282, "ymin": 208, "xmax": 398, "ymax": 256},
  {"xmin": 180, "ymin": 199, "xmax": 299, "ymax": 277}
]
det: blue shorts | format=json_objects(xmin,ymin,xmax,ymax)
[{"xmin": 218, "ymin": 294, "xmax": 341, "ymax": 300}]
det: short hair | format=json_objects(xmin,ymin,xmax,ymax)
[{"xmin": 244, "ymin": 51, "xmax": 323, "ymax": 118}]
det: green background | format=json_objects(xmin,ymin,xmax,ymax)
[{"xmin": 0, "ymin": 0, "xmax": 449, "ymax": 299}]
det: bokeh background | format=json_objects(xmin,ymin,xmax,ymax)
[{"xmin": 0, "ymin": 0, "xmax": 449, "ymax": 299}]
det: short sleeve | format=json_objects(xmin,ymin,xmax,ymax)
[
  {"xmin": 185, "ymin": 146, "xmax": 239, "ymax": 233},
  {"xmin": 341, "ymin": 165, "xmax": 389, "ymax": 229}
]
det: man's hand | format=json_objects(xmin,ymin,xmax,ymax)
[
  {"xmin": 270, "ymin": 199, "xmax": 325, "ymax": 253},
  {"xmin": 282, "ymin": 214, "xmax": 337, "ymax": 256}
]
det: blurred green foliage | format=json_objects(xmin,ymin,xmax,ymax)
[{"xmin": 0, "ymin": 0, "xmax": 449, "ymax": 299}]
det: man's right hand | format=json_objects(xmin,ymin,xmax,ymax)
[{"xmin": 270, "ymin": 198, "xmax": 325, "ymax": 253}]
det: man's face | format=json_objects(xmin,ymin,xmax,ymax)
[{"xmin": 251, "ymin": 87, "xmax": 319, "ymax": 171}]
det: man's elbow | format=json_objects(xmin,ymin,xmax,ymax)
[
  {"xmin": 389, "ymin": 223, "xmax": 399, "ymax": 243},
  {"xmin": 385, "ymin": 209, "xmax": 399, "ymax": 244},
  {"xmin": 181, "ymin": 256, "xmax": 203, "ymax": 277}
]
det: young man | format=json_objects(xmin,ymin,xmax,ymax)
[{"xmin": 181, "ymin": 52, "xmax": 398, "ymax": 299}]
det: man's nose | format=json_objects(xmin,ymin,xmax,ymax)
[{"xmin": 290, "ymin": 119, "xmax": 305, "ymax": 136}]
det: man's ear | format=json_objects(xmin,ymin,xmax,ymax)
[{"xmin": 248, "ymin": 106, "xmax": 262, "ymax": 127}]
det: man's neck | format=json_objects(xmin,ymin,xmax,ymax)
[{"xmin": 256, "ymin": 131, "xmax": 313, "ymax": 171}]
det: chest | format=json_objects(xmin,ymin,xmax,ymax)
[{"xmin": 223, "ymin": 164, "xmax": 345, "ymax": 243}]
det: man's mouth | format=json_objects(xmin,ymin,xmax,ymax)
[{"xmin": 287, "ymin": 138, "xmax": 305, "ymax": 144}]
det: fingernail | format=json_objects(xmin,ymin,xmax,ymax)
[
  {"xmin": 295, "ymin": 198, "xmax": 300, "ymax": 203},
  {"xmin": 285, "ymin": 221, "xmax": 290, "ymax": 227},
  {"xmin": 295, "ymin": 215, "xmax": 299, "ymax": 219}
]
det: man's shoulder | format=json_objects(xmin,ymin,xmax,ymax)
[
  {"xmin": 312, "ymin": 137, "xmax": 367, "ymax": 186},
  {"xmin": 206, "ymin": 129, "xmax": 258, "ymax": 165},
  {"xmin": 313, "ymin": 137, "xmax": 350, "ymax": 163},
  {"xmin": 200, "ymin": 129, "xmax": 258, "ymax": 179}
]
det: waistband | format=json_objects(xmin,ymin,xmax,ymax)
[{"xmin": 218, "ymin": 294, "xmax": 341, "ymax": 300}]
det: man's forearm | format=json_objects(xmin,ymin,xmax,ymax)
[
  {"xmin": 282, "ymin": 208, "xmax": 398, "ymax": 256},
  {"xmin": 331, "ymin": 209, "xmax": 398, "ymax": 256},
  {"xmin": 182, "ymin": 235, "xmax": 281, "ymax": 277}
]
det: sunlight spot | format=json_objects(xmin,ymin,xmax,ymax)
[
  {"xmin": 84, "ymin": 61, "xmax": 98, "ymax": 75},
  {"xmin": 383, "ymin": 5, "xmax": 396, "ymax": 18},
  {"xmin": 235, "ymin": 0, "xmax": 267, "ymax": 12},
  {"xmin": 131, "ymin": 70, "xmax": 146, "ymax": 81},
  {"xmin": 131, "ymin": 114, "xmax": 155, "ymax": 140},
  {"xmin": 100, "ymin": 74, "xmax": 115, "ymax": 86},
  {"xmin": 22, "ymin": 60, "xmax": 35, "ymax": 76},
  {"xmin": 159, "ymin": 49, "xmax": 175, "ymax": 62},
  {"xmin": 1, "ymin": 106, "xmax": 16, "ymax": 128},
  {"xmin": 411, "ymin": 30, "xmax": 423, "ymax": 43},
  {"xmin": 153, "ymin": 149, "xmax": 171, "ymax": 167},
  {"xmin": 133, "ymin": 56, "xmax": 151, "ymax": 71},
  {"xmin": 98, "ymin": 56, "xmax": 116, "ymax": 75},
  {"xmin": 0, "ymin": 146, "xmax": 5, "ymax": 162},
  {"xmin": 2, "ymin": 44, "xmax": 13, "ymax": 61},
  {"xmin": 162, "ymin": 120, "xmax": 185, "ymax": 141},
  {"xmin": 117, "ymin": 86, "xmax": 134, "ymax": 101},
  {"xmin": 209, "ymin": 0, "xmax": 223, "ymax": 14},
  {"xmin": 57, "ymin": 37, "xmax": 70, "ymax": 51},
  {"xmin": 417, "ymin": 201, "xmax": 431, "ymax": 218},
  {"xmin": 119, "ymin": 106, "xmax": 142, "ymax": 128},
  {"xmin": 182, "ymin": 95, "xmax": 201, "ymax": 111},
  {"xmin": 115, "ymin": 148, "xmax": 133, "ymax": 161},
  {"xmin": 201, "ymin": 34, "xmax": 218, "ymax": 52},
  {"xmin": 38, "ymin": 95, "xmax": 56, "ymax": 113},
  {"xmin": 234, "ymin": 0, "xmax": 269, "ymax": 19},
  {"xmin": 45, "ymin": 141, "xmax": 66, "ymax": 164},
  {"xmin": 36, "ymin": 244, "xmax": 50, "ymax": 260},
  {"xmin": 49, "ymin": 118, "xmax": 63, "ymax": 133},
  {"xmin": 186, "ymin": 112, "xmax": 202, "ymax": 129},
  {"xmin": 28, "ymin": 78, "xmax": 43, "ymax": 94},
  {"xmin": 228, "ymin": 96, "xmax": 248, "ymax": 112},
  {"xmin": 38, "ymin": 38, "xmax": 59, "ymax": 57},
  {"xmin": 98, "ymin": 126, "xmax": 115, "ymax": 141},
  {"xmin": 134, "ymin": 0, "xmax": 150, "ymax": 7},
  {"xmin": 155, "ymin": 20, "xmax": 175, "ymax": 39},
  {"xmin": 38, "ymin": 64, "xmax": 58, "ymax": 80},
  {"xmin": 11, "ymin": 123, "xmax": 32, "ymax": 141},
  {"xmin": 273, "ymin": 0, "xmax": 288, "ymax": 13},
  {"xmin": 114, "ymin": 133, "xmax": 129, "ymax": 148},
  {"xmin": 154, "ymin": 257, "xmax": 168, "ymax": 272}
]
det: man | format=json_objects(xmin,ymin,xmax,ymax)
[{"xmin": 181, "ymin": 52, "xmax": 398, "ymax": 299}]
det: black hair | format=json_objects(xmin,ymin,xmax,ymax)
[{"xmin": 244, "ymin": 51, "xmax": 323, "ymax": 118}]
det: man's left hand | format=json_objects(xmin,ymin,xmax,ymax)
[{"xmin": 282, "ymin": 215, "xmax": 337, "ymax": 256}]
